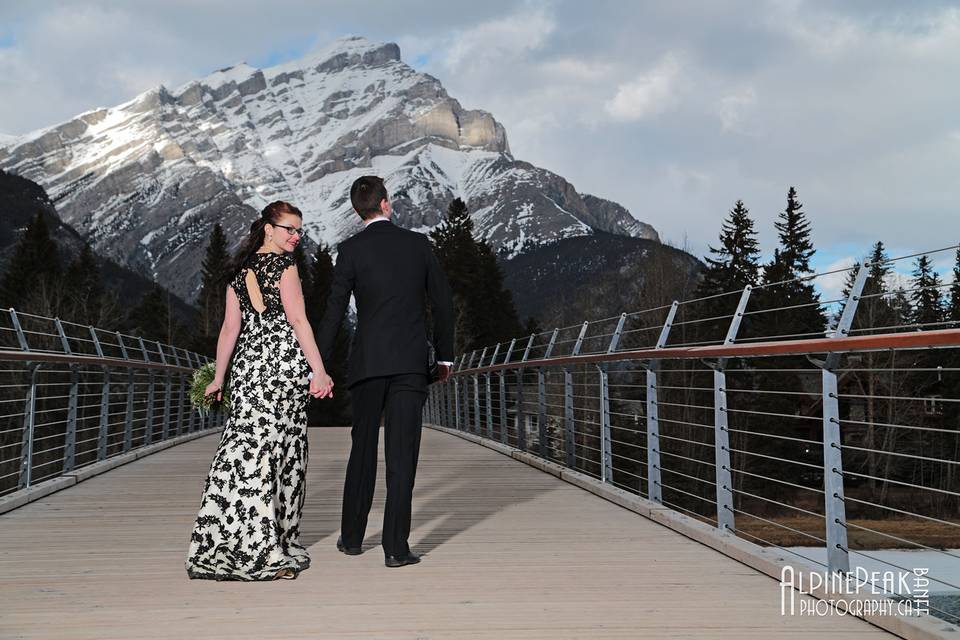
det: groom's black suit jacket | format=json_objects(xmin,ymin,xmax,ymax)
[{"xmin": 317, "ymin": 220, "xmax": 455, "ymax": 387}]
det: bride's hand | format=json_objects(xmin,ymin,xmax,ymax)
[
  {"xmin": 204, "ymin": 381, "xmax": 223, "ymax": 402},
  {"xmin": 309, "ymin": 372, "xmax": 334, "ymax": 399}
]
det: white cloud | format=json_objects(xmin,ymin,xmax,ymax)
[
  {"xmin": 604, "ymin": 53, "xmax": 682, "ymax": 121},
  {"xmin": 440, "ymin": 5, "xmax": 555, "ymax": 72},
  {"xmin": 1, "ymin": 1, "xmax": 959, "ymax": 267},
  {"xmin": 717, "ymin": 86, "xmax": 757, "ymax": 133},
  {"xmin": 817, "ymin": 256, "xmax": 857, "ymax": 302}
]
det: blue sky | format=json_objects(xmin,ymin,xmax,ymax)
[{"xmin": 0, "ymin": 1, "xmax": 957, "ymax": 299}]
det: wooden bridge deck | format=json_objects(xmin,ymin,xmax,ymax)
[{"xmin": 0, "ymin": 427, "xmax": 892, "ymax": 639}]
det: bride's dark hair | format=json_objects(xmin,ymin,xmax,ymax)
[{"xmin": 227, "ymin": 201, "xmax": 303, "ymax": 281}]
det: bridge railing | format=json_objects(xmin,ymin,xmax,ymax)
[
  {"xmin": 427, "ymin": 245, "xmax": 960, "ymax": 624},
  {"xmin": 0, "ymin": 308, "xmax": 223, "ymax": 497}
]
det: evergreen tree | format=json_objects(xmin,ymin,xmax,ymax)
[
  {"xmin": 306, "ymin": 243, "xmax": 351, "ymax": 425},
  {"xmin": 950, "ymin": 246, "xmax": 960, "ymax": 323},
  {"xmin": 475, "ymin": 242, "xmax": 524, "ymax": 345},
  {"xmin": 867, "ymin": 242, "xmax": 892, "ymax": 296},
  {"xmin": 740, "ymin": 190, "xmax": 823, "ymax": 499},
  {"xmin": 62, "ymin": 244, "xmax": 103, "ymax": 325},
  {"xmin": 524, "ymin": 316, "xmax": 542, "ymax": 337},
  {"xmin": 195, "ymin": 224, "xmax": 230, "ymax": 353},
  {"xmin": 844, "ymin": 241, "xmax": 898, "ymax": 334},
  {"xmin": 430, "ymin": 198, "xmax": 522, "ymax": 352},
  {"xmin": 429, "ymin": 198, "xmax": 478, "ymax": 296},
  {"xmin": 889, "ymin": 285, "xmax": 913, "ymax": 326},
  {"xmin": 773, "ymin": 187, "xmax": 814, "ymax": 274},
  {"xmin": 758, "ymin": 187, "xmax": 823, "ymax": 340},
  {"xmin": 0, "ymin": 211, "xmax": 61, "ymax": 310},
  {"xmin": 911, "ymin": 255, "xmax": 946, "ymax": 326},
  {"xmin": 691, "ymin": 200, "xmax": 761, "ymax": 342},
  {"xmin": 697, "ymin": 200, "xmax": 761, "ymax": 294},
  {"xmin": 126, "ymin": 284, "xmax": 174, "ymax": 343},
  {"xmin": 903, "ymin": 255, "xmax": 954, "ymax": 510}
]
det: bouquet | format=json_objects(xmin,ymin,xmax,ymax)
[{"xmin": 189, "ymin": 362, "xmax": 231, "ymax": 417}]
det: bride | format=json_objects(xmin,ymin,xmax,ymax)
[{"xmin": 185, "ymin": 201, "xmax": 334, "ymax": 581}]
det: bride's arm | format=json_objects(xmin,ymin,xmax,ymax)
[
  {"xmin": 211, "ymin": 286, "xmax": 242, "ymax": 389},
  {"xmin": 279, "ymin": 264, "xmax": 329, "ymax": 385}
]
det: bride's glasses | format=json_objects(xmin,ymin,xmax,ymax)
[{"xmin": 273, "ymin": 223, "xmax": 305, "ymax": 238}]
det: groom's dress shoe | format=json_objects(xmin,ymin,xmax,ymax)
[
  {"xmin": 336, "ymin": 536, "xmax": 362, "ymax": 556},
  {"xmin": 384, "ymin": 552, "xmax": 421, "ymax": 568}
]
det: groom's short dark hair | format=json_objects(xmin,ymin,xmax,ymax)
[{"xmin": 350, "ymin": 176, "xmax": 388, "ymax": 219}]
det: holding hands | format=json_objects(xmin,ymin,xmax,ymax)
[{"xmin": 310, "ymin": 370, "xmax": 335, "ymax": 399}]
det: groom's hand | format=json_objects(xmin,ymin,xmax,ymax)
[{"xmin": 437, "ymin": 363, "xmax": 451, "ymax": 383}]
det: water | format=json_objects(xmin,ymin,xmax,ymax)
[{"xmin": 785, "ymin": 546, "xmax": 960, "ymax": 624}]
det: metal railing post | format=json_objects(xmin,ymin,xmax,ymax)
[
  {"xmin": 499, "ymin": 339, "xmax": 514, "ymax": 444},
  {"xmin": 647, "ymin": 302, "xmax": 678, "ymax": 503},
  {"xmin": 144, "ymin": 370, "xmax": 156, "ymax": 445},
  {"xmin": 182, "ymin": 350, "xmax": 196, "ymax": 433},
  {"xmin": 452, "ymin": 356, "xmax": 460, "ymax": 429},
  {"xmin": 10, "ymin": 309, "xmax": 29, "ymax": 351},
  {"xmin": 18, "ymin": 363, "xmax": 39, "ymax": 489},
  {"xmin": 138, "ymin": 337, "xmax": 151, "ymax": 363},
  {"xmin": 453, "ymin": 360, "xmax": 461, "ymax": 431},
  {"xmin": 158, "ymin": 342, "xmax": 172, "ymax": 441},
  {"xmin": 465, "ymin": 351, "xmax": 476, "ymax": 433},
  {"xmin": 474, "ymin": 348, "xmax": 486, "ymax": 436},
  {"xmin": 175, "ymin": 374, "xmax": 186, "ymax": 437},
  {"xmin": 96, "ymin": 370, "xmax": 111, "ymax": 461},
  {"xmin": 169, "ymin": 349, "xmax": 187, "ymax": 437},
  {"xmin": 538, "ymin": 329, "xmax": 558, "ymax": 458},
  {"xmin": 599, "ymin": 313, "xmax": 626, "ymax": 483},
  {"xmin": 713, "ymin": 286, "xmax": 752, "ymax": 533},
  {"xmin": 63, "ymin": 364, "xmax": 79, "ymax": 472},
  {"xmin": 447, "ymin": 376, "xmax": 454, "ymax": 428},
  {"xmin": 485, "ymin": 345, "xmax": 498, "ymax": 439},
  {"xmin": 564, "ymin": 322, "xmax": 589, "ymax": 468},
  {"xmin": 817, "ymin": 263, "xmax": 869, "ymax": 574},
  {"xmin": 438, "ymin": 381, "xmax": 445, "ymax": 427},
  {"xmin": 118, "ymin": 332, "xmax": 135, "ymax": 453},
  {"xmin": 55, "ymin": 318, "xmax": 71, "ymax": 354},
  {"xmin": 123, "ymin": 371, "xmax": 135, "ymax": 452},
  {"xmin": 139, "ymin": 338, "xmax": 155, "ymax": 445},
  {"xmin": 446, "ymin": 368, "xmax": 453, "ymax": 428},
  {"xmin": 462, "ymin": 352, "xmax": 472, "ymax": 432},
  {"xmin": 517, "ymin": 334, "xmax": 534, "ymax": 452},
  {"xmin": 89, "ymin": 329, "xmax": 111, "ymax": 462},
  {"xmin": 56, "ymin": 319, "xmax": 78, "ymax": 472}
]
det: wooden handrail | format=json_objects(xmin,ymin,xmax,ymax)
[
  {"xmin": 0, "ymin": 349, "xmax": 195, "ymax": 374},
  {"xmin": 452, "ymin": 328, "xmax": 960, "ymax": 377}
]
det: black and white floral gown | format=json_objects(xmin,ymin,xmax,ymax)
[{"xmin": 186, "ymin": 251, "xmax": 312, "ymax": 581}]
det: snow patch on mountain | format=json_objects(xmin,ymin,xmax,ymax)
[{"xmin": 0, "ymin": 35, "xmax": 657, "ymax": 299}]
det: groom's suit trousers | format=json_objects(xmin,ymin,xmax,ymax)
[{"xmin": 341, "ymin": 372, "xmax": 428, "ymax": 557}]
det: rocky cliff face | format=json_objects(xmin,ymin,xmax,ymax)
[{"xmin": 0, "ymin": 36, "xmax": 658, "ymax": 300}]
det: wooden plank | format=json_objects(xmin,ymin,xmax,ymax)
[{"xmin": 0, "ymin": 428, "xmax": 893, "ymax": 639}]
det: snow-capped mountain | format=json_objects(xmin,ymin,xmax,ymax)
[{"xmin": 0, "ymin": 36, "xmax": 657, "ymax": 300}]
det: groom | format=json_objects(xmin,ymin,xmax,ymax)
[{"xmin": 314, "ymin": 175, "xmax": 455, "ymax": 568}]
